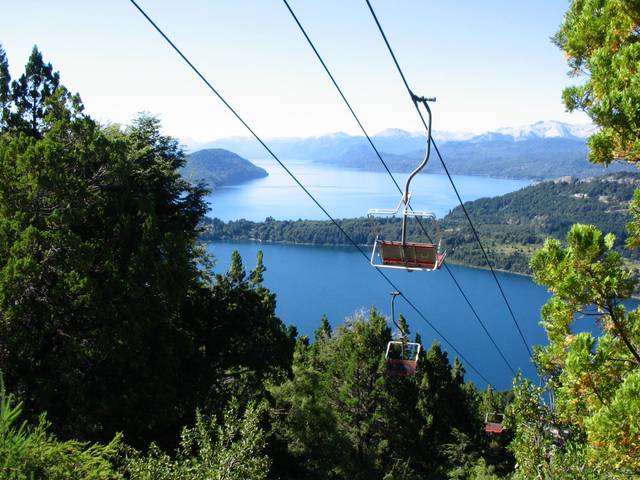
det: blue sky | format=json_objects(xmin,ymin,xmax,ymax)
[{"xmin": 3, "ymin": 0, "xmax": 588, "ymax": 141}]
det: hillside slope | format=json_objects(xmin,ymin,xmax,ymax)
[
  {"xmin": 323, "ymin": 137, "xmax": 634, "ymax": 180},
  {"xmin": 183, "ymin": 148, "xmax": 267, "ymax": 190},
  {"xmin": 201, "ymin": 172, "xmax": 640, "ymax": 275},
  {"xmin": 442, "ymin": 172, "xmax": 640, "ymax": 272}
]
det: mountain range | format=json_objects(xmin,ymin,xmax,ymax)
[{"xmin": 182, "ymin": 121, "xmax": 633, "ymax": 180}]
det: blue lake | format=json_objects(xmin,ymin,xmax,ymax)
[
  {"xmin": 205, "ymin": 160, "xmax": 530, "ymax": 221},
  {"xmin": 203, "ymin": 163, "xmax": 637, "ymax": 390},
  {"xmin": 208, "ymin": 241, "xmax": 549, "ymax": 390},
  {"xmin": 209, "ymin": 241, "xmax": 640, "ymax": 390}
]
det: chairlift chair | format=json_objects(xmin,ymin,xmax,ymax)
[
  {"xmin": 385, "ymin": 340, "xmax": 421, "ymax": 376},
  {"xmin": 384, "ymin": 291, "xmax": 422, "ymax": 376},
  {"xmin": 369, "ymin": 206, "xmax": 446, "ymax": 271},
  {"xmin": 484, "ymin": 412, "xmax": 505, "ymax": 434},
  {"xmin": 368, "ymin": 95, "xmax": 446, "ymax": 272}
]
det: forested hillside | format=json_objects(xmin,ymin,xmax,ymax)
[
  {"xmin": 182, "ymin": 148, "xmax": 267, "ymax": 190},
  {"xmin": 202, "ymin": 172, "xmax": 640, "ymax": 275}
]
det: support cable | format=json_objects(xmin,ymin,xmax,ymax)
[
  {"xmin": 128, "ymin": 0, "xmax": 495, "ymax": 385},
  {"xmin": 282, "ymin": 0, "xmax": 517, "ymax": 375},
  {"xmin": 364, "ymin": 0, "xmax": 533, "ymax": 358}
]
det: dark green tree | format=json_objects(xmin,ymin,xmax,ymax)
[
  {"xmin": 9, "ymin": 46, "xmax": 62, "ymax": 137},
  {"xmin": 269, "ymin": 311, "xmax": 496, "ymax": 480},
  {"xmin": 0, "ymin": 44, "xmax": 10, "ymax": 129},
  {"xmin": 0, "ymin": 48, "xmax": 294, "ymax": 449},
  {"xmin": 269, "ymin": 337, "xmax": 347, "ymax": 480}
]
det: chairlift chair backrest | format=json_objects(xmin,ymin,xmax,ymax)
[
  {"xmin": 385, "ymin": 340, "xmax": 421, "ymax": 377},
  {"xmin": 484, "ymin": 412, "xmax": 505, "ymax": 434}
]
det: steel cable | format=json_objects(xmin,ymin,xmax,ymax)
[
  {"xmin": 282, "ymin": 0, "xmax": 517, "ymax": 375},
  {"xmin": 128, "ymin": 0, "xmax": 495, "ymax": 385},
  {"xmin": 364, "ymin": 0, "xmax": 533, "ymax": 358}
]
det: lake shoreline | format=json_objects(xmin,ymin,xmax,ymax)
[
  {"xmin": 205, "ymin": 237, "xmax": 534, "ymax": 278},
  {"xmin": 206, "ymin": 238, "xmax": 640, "ymax": 300},
  {"xmin": 206, "ymin": 159, "xmax": 529, "ymax": 222}
]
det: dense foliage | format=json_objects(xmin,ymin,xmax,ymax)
[
  {"xmin": 0, "ymin": 378, "xmax": 122, "ymax": 479},
  {"xmin": 268, "ymin": 311, "xmax": 512, "ymax": 480},
  {"xmin": 122, "ymin": 400, "xmax": 270, "ymax": 480},
  {"xmin": 553, "ymin": 0, "xmax": 640, "ymax": 165},
  {"xmin": 505, "ymin": 223, "xmax": 640, "ymax": 479},
  {"xmin": 0, "ymin": 45, "xmax": 294, "ymax": 449}
]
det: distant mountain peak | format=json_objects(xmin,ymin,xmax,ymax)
[
  {"xmin": 182, "ymin": 120, "xmax": 597, "ymax": 158},
  {"xmin": 374, "ymin": 128, "xmax": 475, "ymax": 143},
  {"xmin": 375, "ymin": 128, "xmax": 422, "ymax": 138},
  {"xmin": 322, "ymin": 131, "xmax": 350, "ymax": 139},
  {"xmin": 490, "ymin": 120, "xmax": 597, "ymax": 142}
]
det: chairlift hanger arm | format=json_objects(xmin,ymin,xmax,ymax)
[
  {"xmin": 402, "ymin": 96, "xmax": 434, "ymax": 208},
  {"xmin": 401, "ymin": 96, "xmax": 434, "ymax": 245},
  {"xmin": 390, "ymin": 290, "xmax": 406, "ymax": 338}
]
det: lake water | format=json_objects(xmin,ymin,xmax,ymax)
[
  {"xmin": 209, "ymin": 241, "xmax": 639, "ymax": 390},
  {"xmin": 203, "ymin": 163, "xmax": 637, "ymax": 389},
  {"xmin": 205, "ymin": 160, "xmax": 529, "ymax": 221},
  {"xmin": 208, "ymin": 241, "xmax": 549, "ymax": 389}
]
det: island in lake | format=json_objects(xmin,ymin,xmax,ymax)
[{"xmin": 182, "ymin": 148, "xmax": 268, "ymax": 191}]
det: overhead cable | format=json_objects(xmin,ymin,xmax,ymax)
[
  {"xmin": 364, "ymin": 0, "xmax": 533, "ymax": 358},
  {"xmin": 282, "ymin": 0, "xmax": 517, "ymax": 375},
  {"xmin": 128, "ymin": 0, "xmax": 495, "ymax": 385}
]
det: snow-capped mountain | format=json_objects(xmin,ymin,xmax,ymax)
[
  {"xmin": 184, "ymin": 120, "xmax": 596, "ymax": 158},
  {"xmin": 181, "ymin": 120, "xmax": 627, "ymax": 180},
  {"xmin": 370, "ymin": 128, "xmax": 420, "ymax": 138},
  {"xmin": 373, "ymin": 127, "xmax": 475, "ymax": 142},
  {"xmin": 489, "ymin": 120, "xmax": 596, "ymax": 142}
]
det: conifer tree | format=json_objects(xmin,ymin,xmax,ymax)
[
  {"xmin": 0, "ymin": 47, "xmax": 294, "ymax": 449},
  {"xmin": 523, "ymin": 224, "xmax": 640, "ymax": 476},
  {"xmin": 9, "ymin": 46, "xmax": 60, "ymax": 137},
  {"xmin": 0, "ymin": 44, "xmax": 10, "ymax": 129}
]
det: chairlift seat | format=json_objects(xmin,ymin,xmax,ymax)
[
  {"xmin": 484, "ymin": 422, "xmax": 504, "ymax": 434},
  {"xmin": 385, "ymin": 340, "xmax": 421, "ymax": 377},
  {"xmin": 484, "ymin": 412, "xmax": 505, "ymax": 434},
  {"xmin": 386, "ymin": 358, "xmax": 418, "ymax": 376},
  {"xmin": 378, "ymin": 240, "xmax": 445, "ymax": 270}
]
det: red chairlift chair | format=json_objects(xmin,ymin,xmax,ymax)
[
  {"xmin": 484, "ymin": 412, "xmax": 505, "ymax": 434},
  {"xmin": 367, "ymin": 96, "xmax": 446, "ymax": 272}
]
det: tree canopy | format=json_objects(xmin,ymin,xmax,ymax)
[
  {"xmin": 0, "ymin": 45, "xmax": 294, "ymax": 449},
  {"xmin": 553, "ymin": 0, "xmax": 640, "ymax": 165},
  {"xmin": 512, "ymin": 224, "xmax": 640, "ymax": 477}
]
